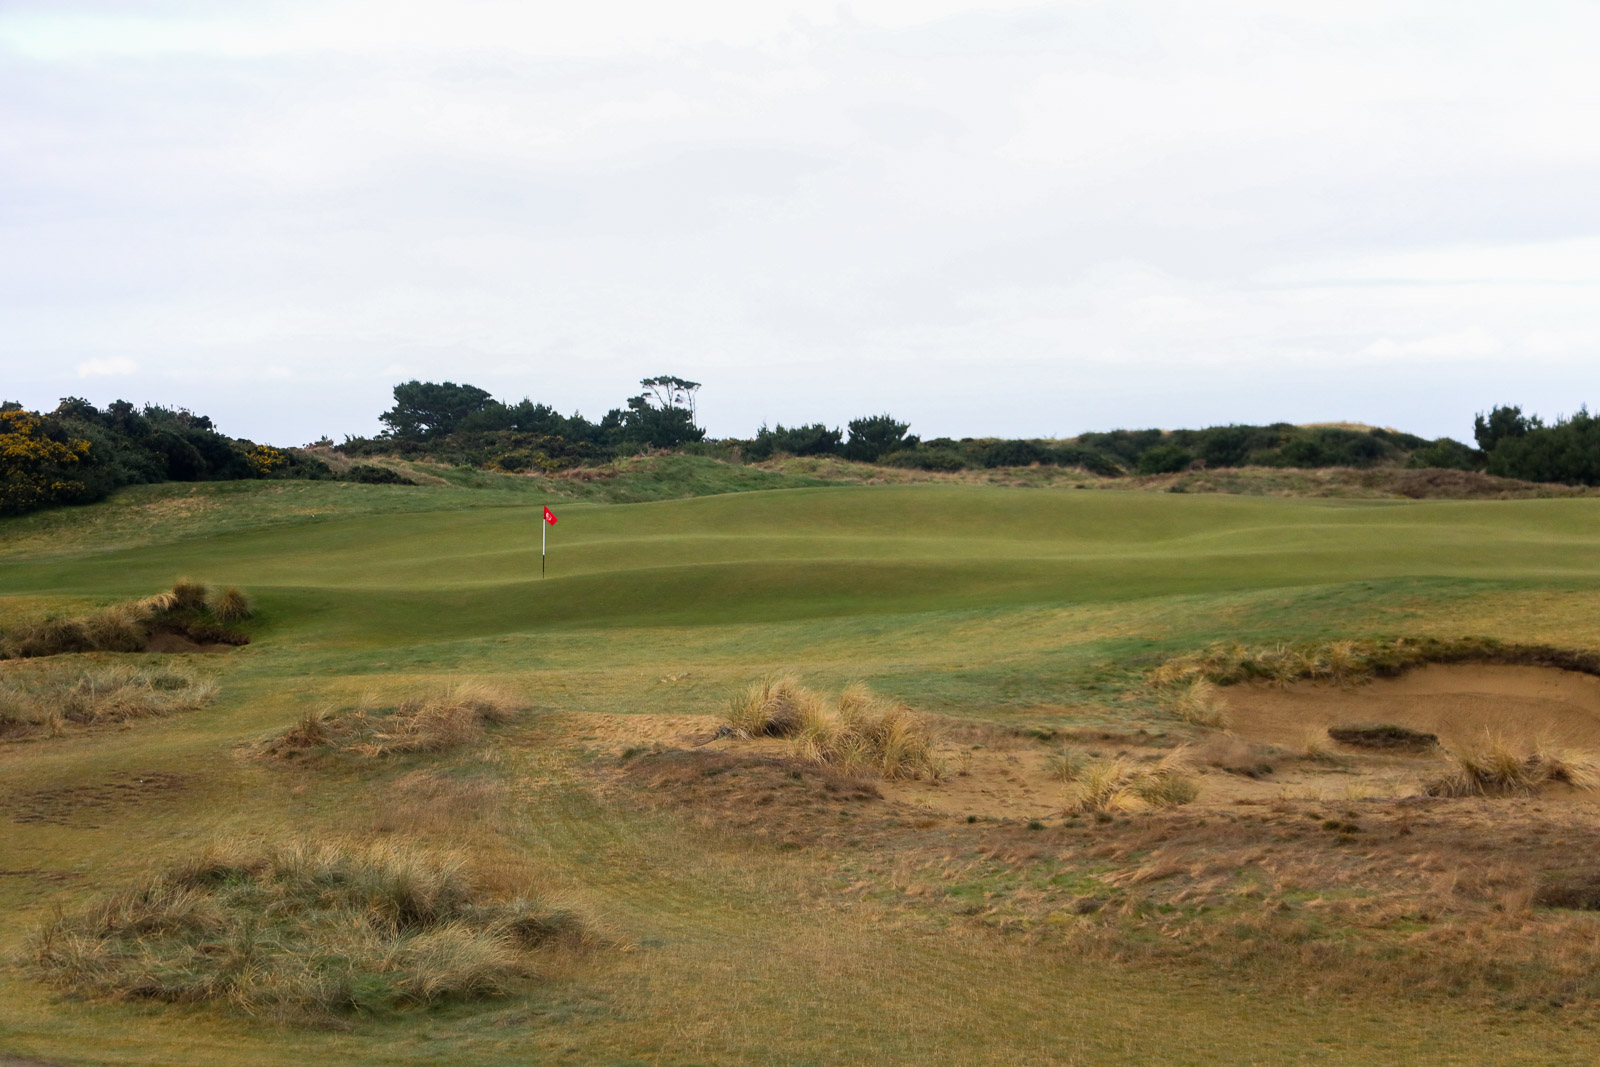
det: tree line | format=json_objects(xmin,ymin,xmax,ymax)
[{"xmin": 4, "ymin": 378, "xmax": 1598, "ymax": 518}]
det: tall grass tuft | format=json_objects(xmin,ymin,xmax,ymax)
[
  {"xmin": 0, "ymin": 663, "xmax": 216, "ymax": 740},
  {"xmin": 1167, "ymin": 678, "xmax": 1231, "ymax": 729},
  {"xmin": 1071, "ymin": 749, "xmax": 1198, "ymax": 812},
  {"xmin": 1424, "ymin": 734, "xmax": 1600, "ymax": 797},
  {"xmin": 211, "ymin": 586, "xmax": 254, "ymax": 622},
  {"xmin": 724, "ymin": 677, "xmax": 942, "ymax": 779},
  {"xmin": 168, "ymin": 578, "xmax": 210, "ymax": 613},
  {"xmin": 256, "ymin": 684, "xmax": 521, "ymax": 760},
  {"xmin": 27, "ymin": 839, "xmax": 593, "ymax": 1022}
]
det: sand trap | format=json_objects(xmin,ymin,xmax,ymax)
[{"xmin": 1225, "ymin": 664, "xmax": 1600, "ymax": 751}]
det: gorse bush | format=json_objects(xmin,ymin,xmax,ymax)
[
  {"xmin": 725, "ymin": 677, "xmax": 942, "ymax": 780},
  {"xmin": 26, "ymin": 839, "xmax": 593, "ymax": 1022},
  {"xmin": 0, "ymin": 664, "xmax": 217, "ymax": 740},
  {"xmin": 258, "ymin": 683, "xmax": 520, "ymax": 760}
]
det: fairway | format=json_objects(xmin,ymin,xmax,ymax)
[{"xmin": 6, "ymin": 481, "xmax": 1600, "ymax": 1066}]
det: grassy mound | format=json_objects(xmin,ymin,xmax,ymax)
[
  {"xmin": 725, "ymin": 676, "xmax": 942, "ymax": 779},
  {"xmin": 259, "ymin": 684, "xmax": 519, "ymax": 760},
  {"xmin": 26, "ymin": 840, "xmax": 591, "ymax": 1023},
  {"xmin": 0, "ymin": 663, "xmax": 217, "ymax": 740},
  {"xmin": 1152, "ymin": 637, "xmax": 1600, "ymax": 690},
  {"xmin": 0, "ymin": 580, "xmax": 252, "ymax": 659}
]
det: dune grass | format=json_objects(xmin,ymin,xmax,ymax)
[
  {"xmin": 257, "ymin": 684, "xmax": 519, "ymax": 760},
  {"xmin": 0, "ymin": 662, "xmax": 217, "ymax": 739},
  {"xmin": 0, "ymin": 580, "xmax": 251, "ymax": 658},
  {"xmin": 27, "ymin": 838, "xmax": 592, "ymax": 1022},
  {"xmin": 726, "ymin": 676, "xmax": 942, "ymax": 779},
  {"xmin": 1424, "ymin": 735, "xmax": 1600, "ymax": 797}
]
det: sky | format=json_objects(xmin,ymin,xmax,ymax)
[{"xmin": 2, "ymin": 0, "xmax": 1598, "ymax": 445}]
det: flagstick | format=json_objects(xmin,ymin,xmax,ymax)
[{"xmin": 542, "ymin": 510, "xmax": 546, "ymax": 578}]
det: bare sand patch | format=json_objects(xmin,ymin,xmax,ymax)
[{"xmin": 1224, "ymin": 664, "xmax": 1600, "ymax": 752}]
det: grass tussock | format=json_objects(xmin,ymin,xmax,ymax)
[
  {"xmin": 1424, "ymin": 735, "xmax": 1600, "ymax": 797},
  {"xmin": 725, "ymin": 677, "xmax": 942, "ymax": 780},
  {"xmin": 1151, "ymin": 636, "xmax": 1600, "ymax": 692},
  {"xmin": 1165, "ymin": 678, "xmax": 1231, "ymax": 729},
  {"xmin": 258, "ymin": 683, "xmax": 520, "ymax": 760},
  {"xmin": 26, "ymin": 839, "xmax": 593, "ymax": 1022},
  {"xmin": 0, "ymin": 581, "xmax": 252, "ymax": 659},
  {"xmin": 1071, "ymin": 749, "xmax": 1198, "ymax": 812},
  {"xmin": 0, "ymin": 663, "xmax": 217, "ymax": 740},
  {"xmin": 1041, "ymin": 747, "xmax": 1087, "ymax": 783}
]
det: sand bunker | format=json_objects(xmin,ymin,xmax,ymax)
[{"xmin": 1225, "ymin": 665, "xmax": 1600, "ymax": 751}]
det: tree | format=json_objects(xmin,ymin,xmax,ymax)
[
  {"xmin": 843, "ymin": 414, "xmax": 910, "ymax": 463},
  {"xmin": 379, "ymin": 381, "xmax": 495, "ymax": 441},
  {"xmin": 1473, "ymin": 405, "xmax": 1541, "ymax": 453},
  {"xmin": 638, "ymin": 375, "xmax": 701, "ymax": 420}
]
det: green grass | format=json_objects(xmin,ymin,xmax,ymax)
[{"xmin": 5, "ymin": 477, "xmax": 1600, "ymax": 1064}]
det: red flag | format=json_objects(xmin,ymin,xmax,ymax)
[{"xmin": 543, "ymin": 506, "xmax": 558, "ymax": 525}]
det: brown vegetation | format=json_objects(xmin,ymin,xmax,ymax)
[
  {"xmin": 26, "ymin": 839, "xmax": 594, "ymax": 1023},
  {"xmin": 0, "ymin": 581, "xmax": 252, "ymax": 659},
  {"xmin": 0, "ymin": 663, "xmax": 217, "ymax": 741},
  {"xmin": 725, "ymin": 677, "xmax": 942, "ymax": 779},
  {"xmin": 257, "ymin": 684, "xmax": 519, "ymax": 760}
]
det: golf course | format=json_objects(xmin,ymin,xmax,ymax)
[{"xmin": 6, "ymin": 464, "xmax": 1600, "ymax": 1065}]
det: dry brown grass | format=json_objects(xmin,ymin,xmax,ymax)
[
  {"xmin": 1071, "ymin": 749, "xmax": 1198, "ymax": 812},
  {"xmin": 25, "ymin": 838, "xmax": 594, "ymax": 1023},
  {"xmin": 1425, "ymin": 734, "xmax": 1600, "ymax": 797},
  {"xmin": 0, "ymin": 581, "xmax": 252, "ymax": 659},
  {"xmin": 1165, "ymin": 678, "xmax": 1231, "ymax": 729},
  {"xmin": 0, "ymin": 662, "xmax": 217, "ymax": 740},
  {"xmin": 725, "ymin": 678, "xmax": 942, "ymax": 780},
  {"xmin": 257, "ymin": 683, "xmax": 521, "ymax": 760},
  {"xmin": 210, "ymin": 586, "xmax": 253, "ymax": 622}
]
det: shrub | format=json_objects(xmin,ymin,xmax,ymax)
[
  {"xmin": 1136, "ymin": 444, "xmax": 1194, "ymax": 475},
  {"xmin": 26, "ymin": 839, "xmax": 592, "ymax": 1021}
]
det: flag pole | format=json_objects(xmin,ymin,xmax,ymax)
[{"xmin": 542, "ymin": 508, "xmax": 546, "ymax": 578}]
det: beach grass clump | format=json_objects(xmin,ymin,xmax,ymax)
[
  {"xmin": 26, "ymin": 839, "xmax": 593, "ymax": 1022},
  {"xmin": 1071, "ymin": 749, "xmax": 1198, "ymax": 813},
  {"xmin": 1423, "ymin": 734, "xmax": 1600, "ymax": 797},
  {"xmin": 1165, "ymin": 678, "xmax": 1231, "ymax": 729},
  {"xmin": 257, "ymin": 684, "xmax": 520, "ymax": 760},
  {"xmin": 724, "ymin": 678, "xmax": 942, "ymax": 780},
  {"xmin": 0, "ymin": 663, "xmax": 217, "ymax": 740}
]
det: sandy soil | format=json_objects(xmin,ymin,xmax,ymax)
[
  {"xmin": 586, "ymin": 665, "xmax": 1600, "ymax": 821},
  {"xmin": 1224, "ymin": 664, "xmax": 1600, "ymax": 750}
]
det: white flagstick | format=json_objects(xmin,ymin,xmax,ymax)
[{"xmin": 542, "ymin": 508, "xmax": 547, "ymax": 578}]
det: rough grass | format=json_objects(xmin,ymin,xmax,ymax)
[
  {"xmin": 257, "ymin": 684, "xmax": 520, "ymax": 760},
  {"xmin": 1424, "ymin": 735, "xmax": 1600, "ymax": 797},
  {"xmin": 0, "ymin": 662, "xmax": 217, "ymax": 740},
  {"xmin": 1071, "ymin": 749, "xmax": 1198, "ymax": 812},
  {"xmin": 1328, "ymin": 723, "xmax": 1440, "ymax": 751},
  {"xmin": 1164, "ymin": 678, "xmax": 1231, "ymax": 728},
  {"xmin": 25, "ymin": 839, "xmax": 593, "ymax": 1023},
  {"xmin": 0, "ymin": 581, "xmax": 251, "ymax": 659},
  {"xmin": 725, "ymin": 678, "xmax": 942, "ymax": 780},
  {"xmin": 1151, "ymin": 636, "xmax": 1600, "ymax": 691}
]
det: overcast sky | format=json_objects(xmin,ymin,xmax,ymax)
[{"xmin": 3, "ymin": 0, "xmax": 1598, "ymax": 445}]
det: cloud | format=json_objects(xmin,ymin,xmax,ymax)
[{"xmin": 75, "ymin": 356, "xmax": 138, "ymax": 378}]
